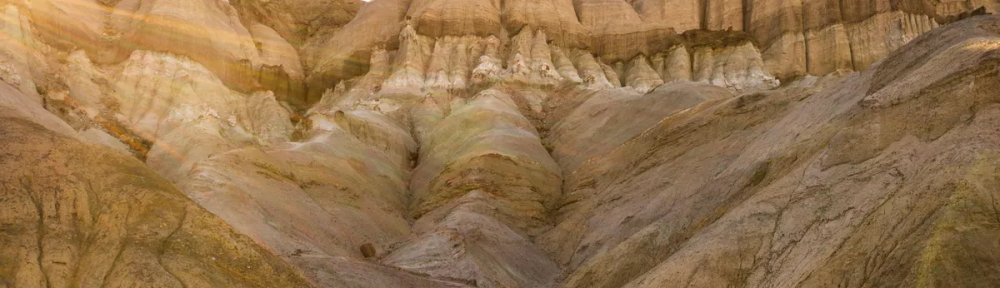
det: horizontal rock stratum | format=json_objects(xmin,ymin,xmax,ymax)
[{"xmin": 0, "ymin": 0, "xmax": 999, "ymax": 287}]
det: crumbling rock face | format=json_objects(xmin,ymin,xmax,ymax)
[
  {"xmin": 691, "ymin": 43, "xmax": 781, "ymax": 93},
  {"xmin": 5, "ymin": 0, "xmax": 982, "ymax": 106},
  {"xmin": 320, "ymin": 23, "xmax": 781, "ymax": 101},
  {"xmin": 305, "ymin": 0, "xmax": 989, "ymax": 100}
]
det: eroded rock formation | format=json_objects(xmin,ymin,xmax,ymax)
[
  {"xmin": 1, "ymin": 0, "xmax": 999, "ymax": 287},
  {"xmin": 0, "ymin": 82, "xmax": 312, "ymax": 288},
  {"xmin": 305, "ymin": 0, "xmax": 993, "ymax": 102}
]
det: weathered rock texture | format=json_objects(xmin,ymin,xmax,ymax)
[
  {"xmin": 304, "ymin": 0, "xmax": 992, "ymax": 101},
  {"xmin": 544, "ymin": 16, "xmax": 1000, "ymax": 288},
  {"xmin": 0, "ymin": 81, "xmax": 313, "ymax": 288},
  {"xmin": 2, "ymin": 0, "xmax": 1000, "ymax": 287}
]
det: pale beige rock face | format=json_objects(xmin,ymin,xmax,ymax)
[
  {"xmin": 14, "ymin": 0, "xmax": 314, "ymax": 104},
  {"xmin": 382, "ymin": 24, "xmax": 432, "ymax": 94},
  {"xmin": 625, "ymin": 55, "xmax": 664, "ymax": 93},
  {"xmin": 574, "ymin": 0, "xmax": 643, "ymax": 28},
  {"xmin": 804, "ymin": 24, "xmax": 854, "ymax": 74},
  {"xmin": 29, "ymin": 0, "xmax": 104, "ymax": 54},
  {"xmin": 0, "ymin": 82, "xmax": 77, "ymax": 138},
  {"xmin": 0, "ymin": 5, "xmax": 39, "ymax": 103},
  {"xmin": 405, "ymin": 0, "xmax": 501, "ymax": 37},
  {"xmin": 571, "ymin": 49, "xmax": 614, "ymax": 89},
  {"xmin": 692, "ymin": 43, "xmax": 780, "ymax": 93},
  {"xmin": 249, "ymin": 23, "xmax": 306, "ymax": 102},
  {"xmin": 502, "ymin": 0, "xmax": 586, "ymax": 40},
  {"xmin": 113, "ymin": 51, "xmax": 243, "ymax": 140},
  {"xmin": 845, "ymin": 11, "xmax": 919, "ymax": 70},
  {"xmin": 704, "ymin": 0, "xmax": 744, "ymax": 31},
  {"xmin": 145, "ymin": 90, "xmax": 292, "ymax": 183},
  {"xmin": 663, "ymin": 46, "xmax": 692, "ymax": 82},
  {"xmin": 105, "ymin": 0, "xmax": 266, "ymax": 92},
  {"xmin": 305, "ymin": 0, "xmax": 413, "ymax": 102},
  {"xmin": 80, "ymin": 127, "xmax": 132, "ymax": 155},
  {"xmin": 631, "ymin": 0, "xmax": 700, "ymax": 31}
]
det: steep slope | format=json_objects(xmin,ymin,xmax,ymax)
[
  {"xmin": 0, "ymin": 82, "xmax": 313, "ymax": 287},
  {"xmin": 155, "ymin": 15, "xmax": 1000, "ymax": 287},
  {"xmin": 545, "ymin": 15, "xmax": 1000, "ymax": 288}
]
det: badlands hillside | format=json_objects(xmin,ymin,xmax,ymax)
[{"xmin": 1, "ymin": 0, "xmax": 999, "ymax": 287}]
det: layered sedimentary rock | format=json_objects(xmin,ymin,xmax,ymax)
[
  {"xmin": 230, "ymin": 0, "xmax": 362, "ymax": 44},
  {"xmin": 101, "ymin": 0, "xmax": 264, "ymax": 93},
  {"xmin": 305, "ymin": 0, "xmax": 413, "ymax": 102},
  {"xmin": 545, "ymin": 16, "xmax": 1000, "ymax": 288},
  {"xmin": 305, "ymin": 0, "xmax": 989, "ymax": 101},
  {"xmin": 691, "ymin": 43, "xmax": 781, "ymax": 93},
  {"xmin": 250, "ymin": 23, "xmax": 307, "ymax": 104},
  {"xmin": 404, "ymin": 0, "xmax": 502, "ymax": 37},
  {"xmin": 14, "ymin": 0, "xmax": 311, "ymax": 104},
  {"xmin": 3, "ymin": 0, "xmax": 1000, "ymax": 287},
  {"xmin": 326, "ymin": 21, "xmax": 781, "ymax": 99},
  {"xmin": 7, "ymin": 0, "xmax": 985, "ymax": 105},
  {"xmin": 388, "ymin": 89, "xmax": 563, "ymax": 287},
  {"xmin": 0, "ymin": 81, "xmax": 313, "ymax": 288},
  {"xmin": 170, "ymin": 111, "xmax": 464, "ymax": 288},
  {"xmin": 624, "ymin": 56, "xmax": 664, "ymax": 93},
  {"xmin": 631, "ymin": 0, "xmax": 700, "ymax": 31}
]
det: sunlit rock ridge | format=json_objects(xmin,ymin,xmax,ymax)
[{"xmin": 0, "ymin": 0, "xmax": 999, "ymax": 287}]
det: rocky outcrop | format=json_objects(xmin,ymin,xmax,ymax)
[
  {"xmin": 404, "ymin": 0, "xmax": 502, "ymax": 37},
  {"xmin": 104, "ymin": 0, "xmax": 265, "ymax": 92},
  {"xmin": 389, "ymin": 89, "xmax": 563, "ymax": 287},
  {"xmin": 624, "ymin": 55, "xmax": 663, "ymax": 93},
  {"xmin": 250, "ymin": 23, "xmax": 307, "ymax": 105},
  {"xmin": 0, "ymin": 81, "xmax": 313, "ymax": 288},
  {"xmin": 691, "ymin": 43, "xmax": 781, "ymax": 93},
  {"xmin": 305, "ymin": 0, "xmax": 988, "ymax": 100},
  {"xmin": 16, "ymin": 0, "xmax": 311, "ymax": 104},
  {"xmin": 113, "ymin": 51, "xmax": 244, "ymax": 139},
  {"xmin": 631, "ymin": 0, "xmax": 700, "ymax": 31},
  {"xmin": 305, "ymin": 0, "xmax": 413, "ymax": 102},
  {"xmin": 317, "ymin": 22, "xmax": 784, "ymax": 96},
  {"xmin": 230, "ymin": 0, "xmax": 362, "ymax": 44},
  {"xmin": 383, "ymin": 24, "xmax": 432, "ymax": 94}
]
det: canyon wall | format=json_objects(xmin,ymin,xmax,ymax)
[{"xmin": 305, "ymin": 0, "xmax": 993, "ymax": 102}]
